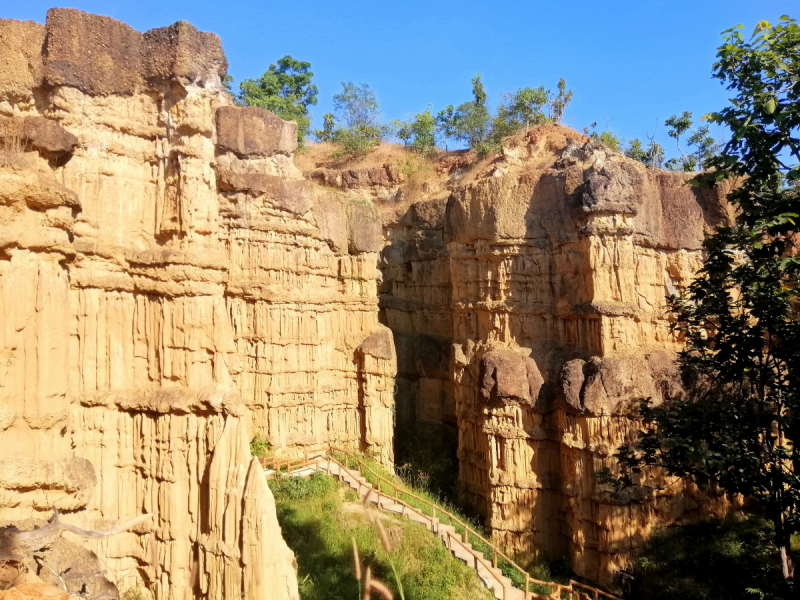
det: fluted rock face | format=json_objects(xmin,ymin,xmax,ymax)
[
  {"xmin": 447, "ymin": 129, "xmax": 736, "ymax": 588},
  {"xmin": 0, "ymin": 8, "xmax": 394, "ymax": 600},
  {"xmin": 380, "ymin": 197, "xmax": 454, "ymax": 429},
  {"xmin": 371, "ymin": 127, "xmax": 737, "ymax": 589}
]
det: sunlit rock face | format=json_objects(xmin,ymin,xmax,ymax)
[
  {"xmin": 0, "ymin": 5, "xmax": 739, "ymax": 594},
  {"xmin": 368, "ymin": 126, "xmax": 737, "ymax": 589},
  {"xmin": 0, "ymin": 8, "xmax": 395, "ymax": 600}
]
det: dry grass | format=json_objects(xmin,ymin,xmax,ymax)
[
  {"xmin": 0, "ymin": 119, "xmax": 27, "ymax": 169},
  {"xmin": 295, "ymin": 142, "xmax": 419, "ymax": 172}
]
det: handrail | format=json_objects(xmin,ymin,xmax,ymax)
[
  {"xmin": 327, "ymin": 445, "xmax": 620, "ymax": 600},
  {"xmin": 260, "ymin": 450, "xmax": 324, "ymax": 479},
  {"xmin": 322, "ymin": 451, "xmax": 515, "ymax": 600}
]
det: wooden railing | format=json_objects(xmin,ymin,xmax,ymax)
[
  {"xmin": 327, "ymin": 446, "xmax": 620, "ymax": 600},
  {"xmin": 259, "ymin": 450, "xmax": 322, "ymax": 479}
]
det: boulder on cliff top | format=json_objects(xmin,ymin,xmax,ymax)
[
  {"xmin": 43, "ymin": 8, "xmax": 145, "ymax": 96},
  {"xmin": 216, "ymin": 106, "xmax": 298, "ymax": 157},
  {"xmin": 11, "ymin": 8, "xmax": 229, "ymax": 97},
  {"xmin": 143, "ymin": 20, "xmax": 227, "ymax": 86}
]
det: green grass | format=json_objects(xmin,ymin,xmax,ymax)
[
  {"xmin": 270, "ymin": 471, "xmax": 492, "ymax": 600},
  {"xmin": 330, "ymin": 450, "xmax": 563, "ymax": 595},
  {"xmin": 630, "ymin": 515, "xmax": 797, "ymax": 600}
]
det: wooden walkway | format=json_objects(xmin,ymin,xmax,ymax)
[{"xmin": 264, "ymin": 452, "xmax": 619, "ymax": 600}]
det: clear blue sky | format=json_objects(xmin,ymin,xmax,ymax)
[{"xmin": 1, "ymin": 0, "xmax": 793, "ymax": 151}]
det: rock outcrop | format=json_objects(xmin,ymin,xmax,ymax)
[
  {"xmin": 0, "ymin": 8, "xmax": 394, "ymax": 600},
  {"xmin": 367, "ymin": 127, "xmax": 737, "ymax": 589},
  {"xmin": 1, "ymin": 6, "xmax": 741, "ymax": 595}
]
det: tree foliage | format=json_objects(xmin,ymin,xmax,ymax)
[
  {"xmin": 605, "ymin": 16, "xmax": 800, "ymax": 589},
  {"xmin": 333, "ymin": 81, "xmax": 381, "ymax": 129},
  {"xmin": 239, "ymin": 55, "xmax": 318, "ymax": 143},
  {"xmin": 625, "ymin": 138, "xmax": 665, "ymax": 168},
  {"xmin": 453, "ymin": 73, "xmax": 491, "ymax": 149},
  {"xmin": 435, "ymin": 105, "xmax": 459, "ymax": 150},
  {"xmin": 662, "ymin": 111, "xmax": 720, "ymax": 171},
  {"xmin": 548, "ymin": 77, "xmax": 574, "ymax": 122},
  {"xmin": 318, "ymin": 82, "xmax": 386, "ymax": 156},
  {"xmin": 393, "ymin": 107, "xmax": 437, "ymax": 156}
]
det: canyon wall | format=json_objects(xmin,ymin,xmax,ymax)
[
  {"xmin": 360, "ymin": 129, "xmax": 736, "ymax": 589},
  {"xmin": 0, "ymin": 8, "xmax": 394, "ymax": 599},
  {"xmin": 0, "ymin": 7, "xmax": 738, "ymax": 595}
]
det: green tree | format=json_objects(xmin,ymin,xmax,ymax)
[
  {"xmin": 507, "ymin": 85, "xmax": 550, "ymax": 129},
  {"xmin": 606, "ymin": 16, "xmax": 800, "ymax": 589},
  {"xmin": 548, "ymin": 77, "xmax": 574, "ymax": 122},
  {"xmin": 664, "ymin": 111, "xmax": 697, "ymax": 171},
  {"xmin": 484, "ymin": 85, "xmax": 551, "ymax": 156},
  {"xmin": 327, "ymin": 82, "xmax": 385, "ymax": 157},
  {"xmin": 239, "ymin": 55, "xmax": 318, "ymax": 143},
  {"xmin": 591, "ymin": 130, "xmax": 621, "ymax": 151},
  {"xmin": 454, "ymin": 74, "xmax": 491, "ymax": 148},
  {"xmin": 391, "ymin": 108, "xmax": 438, "ymax": 156},
  {"xmin": 687, "ymin": 125, "xmax": 719, "ymax": 167},
  {"xmin": 625, "ymin": 138, "xmax": 665, "ymax": 168},
  {"xmin": 333, "ymin": 81, "xmax": 381, "ymax": 129},
  {"xmin": 435, "ymin": 105, "xmax": 459, "ymax": 150},
  {"xmin": 314, "ymin": 113, "xmax": 336, "ymax": 143},
  {"xmin": 408, "ymin": 108, "xmax": 437, "ymax": 156}
]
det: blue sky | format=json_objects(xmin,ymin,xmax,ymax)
[{"xmin": 1, "ymin": 0, "xmax": 792, "ymax": 152}]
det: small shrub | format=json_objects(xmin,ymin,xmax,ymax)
[
  {"xmin": 269, "ymin": 471, "xmax": 333, "ymax": 500},
  {"xmin": 396, "ymin": 155, "xmax": 432, "ymax": 180},
  {"xmin": 249, "ymin": 433, "xmax": 271, "ymax": 458},
  {"xmin": 330, "ymin": 124, "xmax": 383, "ymax": 157},
  {"xmin": 120, "ymin": 588, "xmax": 146, "ymax": 600}
]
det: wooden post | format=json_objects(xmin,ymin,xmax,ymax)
[
  {"xmin": 493, "ymin": 552, "xmax": 497, "ymax": 569},
  {"xmin": 525, "ymin": 573, "xmax": 530, "ymax": 600}
]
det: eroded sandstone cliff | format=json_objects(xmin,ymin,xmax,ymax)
[
  {"xmin": 0, "ymin": 8, "xmax": 395, "ymax": 599},
  {"xmin": 1, "ymin": 7, "xmax": 739, "ymax": 596},
  {"xmin": 309, "ymin": 128, "xmax": 736, "ymax": 590}
]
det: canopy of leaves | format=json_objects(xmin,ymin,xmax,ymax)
[
  {"xmin": 333, "ymin": 81, "xmax": 381, "ymax": 129},
  {"xmin": 625, "ymin": 138, "xmax": 665, "ymax": 167},
  {"xmin": 239, "ymin": 55, "xmax": 318, "ymax": 143},
  {"xmin": 606, "ymin": 16, "xmax": 800, "ymax": 586},
  {"xmin": 316, "ymin": 82, "xmax": 387, "ymax": 157},
  {"xmin": 393, "ymin": 108, "xmax": 437, "ymax": 156}
]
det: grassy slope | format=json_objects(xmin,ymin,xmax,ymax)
[
  {"xmin": 330, "ymin": 450, "xmax": 564, "ymax": 595},
  {"xmin": 270, "ymin": 472, "xmax": 492, "ymax": 600}
]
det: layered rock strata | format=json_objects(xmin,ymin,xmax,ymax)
[
  {"xmin": 0, "ymin": 8, "xmax": 395, "ymax": 599},
  {"xmin": 358, "ymin": 128, "xmax": 735, "ymax": 589}
]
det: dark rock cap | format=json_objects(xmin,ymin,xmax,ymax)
[
  {"xmin": 480, "ymin": 349, "xmax": 544, "ymax": 408},
  {"xmin": 41, "ymin": 8, "xmax": 228, "ymax": 97},
  {"xmin": 44, "ymin": 8, "xmax": 145, "ymax": 96},
  {"xmin": 347, "ymin": 198, "xmax": 382, "ymax": 254},
  {"xmin": 216, "ymin": 169, "xmax": 311, "ymax": 215},
  {"xmin": 0, "ymin": 116, "xmax": 79, "ymax": 158},
  {"xmin": 143, "ymin": 20, "xmax": 227, "ymax": 86}
]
